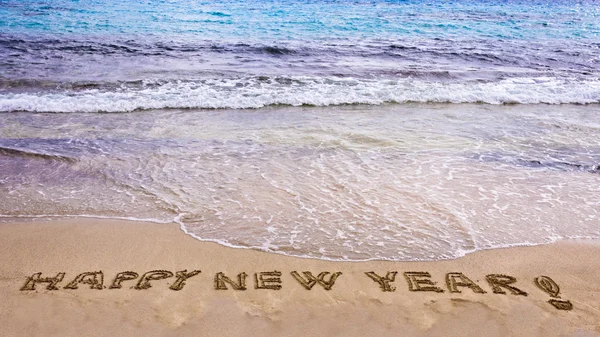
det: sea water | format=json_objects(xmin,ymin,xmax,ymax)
[{"xmin": 1, "ymin": 0, "xmax": 599, "ymax": 260}]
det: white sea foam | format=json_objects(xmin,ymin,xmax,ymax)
[{"xmin": 1, "ymin": 77, "xmax": 599, "ymax": 112}]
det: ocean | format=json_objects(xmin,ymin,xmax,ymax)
[{"xmin": 1, "ymin": 0, "xmax": 599, "ymax": 261}]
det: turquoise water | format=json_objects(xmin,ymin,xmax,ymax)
[
  {"xmin": 1, "ymin": 0, "xmax": 599, "ymax": 109},
  {"xmin": 3, "ymin": 0, "xmax": 599, "ymax": 40}
]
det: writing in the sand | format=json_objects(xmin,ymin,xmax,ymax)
[
  {"xmin": 19, "ymin": 270, "xmax": 572, "ymax": 311},
  {"xmin": 364, "ymin": 271, "xmax": 572, "ymax": 311}
]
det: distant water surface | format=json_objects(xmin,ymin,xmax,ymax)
[{"xmin": 1, "ymin": 0, "xmax": 599, "ymax": 109}]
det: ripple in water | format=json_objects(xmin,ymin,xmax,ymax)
[{"xmin": 1, "ymin": 104, "xmax": 599, "ymax": 261}]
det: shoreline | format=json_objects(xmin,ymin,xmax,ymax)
[
  {"xmin": 2, "ymin": 215, "xmax": 600, "ymax": 263},
  {"xmin": 3, "ymin": 103, "xmax": 599, "ymax": 262},
  {"xmin": 1, "ymin": 218, "xmax": 599, "ymax": 336}
]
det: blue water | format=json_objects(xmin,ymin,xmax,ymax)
[{"xmin": 1, "ymin": 0, "xmax": 599, "ymax": 110}]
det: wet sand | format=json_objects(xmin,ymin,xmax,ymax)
[{"xmin": 1, "ymin": 218, "xmax": 599, "ymax": 336}]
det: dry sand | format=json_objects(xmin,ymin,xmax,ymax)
[{"xmin": 0, "ymin": 218, "xmax": 599, "ymax": 337}]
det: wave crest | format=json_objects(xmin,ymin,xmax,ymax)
[{"xmin": 1, "ymin": 77, "xmax": 599, "ymax": 112}]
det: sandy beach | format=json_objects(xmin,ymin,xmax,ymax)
[
  {"xmin": 1, "ymin": 218, "xmax": 598, "ymax": 337},
  {"xmin": 3, "ymin": 1, "xmax": 600, "ymax": 336}
]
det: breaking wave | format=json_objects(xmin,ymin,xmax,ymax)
[{"xmin": 1, "ymin": 76, "xmax": 599, "ymax": 113}]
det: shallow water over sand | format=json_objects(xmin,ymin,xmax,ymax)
[{"xmin": 1, "ymin": 103, "xmax": 599, "ymax": 260}]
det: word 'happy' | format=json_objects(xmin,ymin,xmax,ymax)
[{"xmin": 20, "ymin": 270, "xmax": 572, "ymax": 311}]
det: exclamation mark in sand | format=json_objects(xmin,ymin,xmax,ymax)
[{"xmin": 534, "ymin": 276, "xmax": 573, "ymax": 311}]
